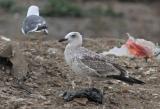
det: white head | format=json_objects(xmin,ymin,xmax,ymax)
[
  {"xmin": 27, "ymin": 5, "xmax": 39, "ymax": 17},
  {"xmin": 59, "ymin": 32, "xmax": 83, "ymax": 47}
]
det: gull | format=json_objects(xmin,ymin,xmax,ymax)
[
  {"xmin": 21, "ymin": 5, "xmax": 48, "ymax": 35},
  {"xmin": 59, "ymin": 32, "xmax": 144, "ymax": 87}
]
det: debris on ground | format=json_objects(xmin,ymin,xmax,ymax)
[
  {"xmin": 62, "ymin": 88, "xmax": 103, "ymax": 104},
  {"xmin": 102, "ymin": 33, "xmax": 160, "ymax": 59},
  {"xmin": 47, "ymin": 48, "xmax": 58, "ymax": 55},
  {"xmin": 125, "ymin": 33, "xmax": 156, "ymax": 58},
  {"xmin": 153, "ymin": 46, "xmax": 160, "ymax": 61},
  {"xmin": 101, "ymin": 45, "xmax": 132, "ymax": 57},
  {"xmin": 0, "ymin": 36, "xmax": 11, "ymax": 42}
]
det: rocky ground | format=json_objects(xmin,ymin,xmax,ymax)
[{"xmin": 0, "ymin": 38, "xmax": 160, "ymax": 109}]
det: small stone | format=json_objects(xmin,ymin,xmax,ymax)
[
  {"xmin": 30, "ymin": 94, "xmax": 46, "ymax": 100},
  {"xmin": 42, "ymin": 100, "xmax": 51, "ymax": 105},
  {"xmin": 47, "ymin": 48, "xmax": 58, "ymax": 55},
  {"xmin": 74, "ymin": 98, "xmax": 88, "ymax": 105},
  {"xmin": 143, "ymin": 68, "xmax": 155, "ymax": 75},
  {"xmin": 64, "ymin": 103, "xmax": 72, "ymax": 108},
  {"xmin": 35, "ymin": 56, "xmax": 44, "ymax": 61}
]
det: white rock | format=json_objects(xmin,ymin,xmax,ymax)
[
  {"xmin": 35, "ymin": 56, "xmax": 44, "ymax": 61},
  {"xmin": 47, "ymin": 48, "xmax": 58, "ymax": 55},
  {"xmin": 0, "ymin": 35, "xmax": 11, "ymax": 41}
]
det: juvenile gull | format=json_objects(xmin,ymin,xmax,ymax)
[
  {"xmin": 21, "ymin": 5, "xmax": 48, "ymax": 35},
  {"xmin": 59, "ymin": 32, "xmax": 144, "ymax": 85}
]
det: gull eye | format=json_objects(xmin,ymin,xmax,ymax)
[{"xmin": 71, "ymin": 34, "xmax": 76, "ymax": 38}]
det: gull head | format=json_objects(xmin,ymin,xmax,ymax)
[
  {"xmin": 59, "ymin": 32, "xmax": 83, "ymax": 47},
  {"xmin": 27, "ymin": 5, "xmax": 39, "ymax": 17}
]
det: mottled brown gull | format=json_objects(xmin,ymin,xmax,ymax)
[{"xmin": 59, "ymin": 32, "xmax": 144, "ymax": 86}]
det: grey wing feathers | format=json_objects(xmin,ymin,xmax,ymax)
[
  {"xmin": 22, "ymin": 15, "xmax": 47, "ymax": 34},
  {"xmin": 77, "ymin": 47, "xmax": 144, "ymax": 84},
  {"xmin": 80, "ymin": 54, "xmax": 121, "ymax": 77}
]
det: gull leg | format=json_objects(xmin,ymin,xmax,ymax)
[
  {"xmin": 144, "ymin": 57, "xmax": 150, "ymax": 63},
  {"xmin": 25, "ymin": 37, "xmax": 31, "ymax": 49},
  {"xmin": 87, "ymin": 77, "xmax": 93, "ymax": 88},
  {"xmin": 37, "ymin": 35, "xmax": 44, "ymax": 48},
  {"xmin": 22, "ymin": 38, "xmax": 28, "ymax": 49},
  {"xmin": 71, "ymin": 80, "xmax": 76, "ymax": 89}
]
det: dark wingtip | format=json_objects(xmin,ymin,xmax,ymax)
[
  {"xmin": 128, "ymin": 76, "xmax": 145, "ymax": 85},
  {"xmin": 107, "ymin": 75, "xmax": 145, "ymax": 85}
]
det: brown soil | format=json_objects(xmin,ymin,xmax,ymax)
[{"xmin": 0, "ymin": 38, "xmax": 160, "ymax": 109}]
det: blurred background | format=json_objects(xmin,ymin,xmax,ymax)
[{"xmin": 0, "ymin": 0, "xmax": 159, "ymax": 42}]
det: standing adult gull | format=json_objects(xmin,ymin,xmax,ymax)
[
  {"xmin": 22, "ymin": 5, "xmax": 48, "ymax": 35},
  {"xmin": 59, "ymin": 32, "xmax": 144, "ymax": 87}
]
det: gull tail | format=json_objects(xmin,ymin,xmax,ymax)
[
  {"xmin": 107, "ymin": 75, "xmax": 145, "ymax": 85},
  {"xmin": 110, "ymin": 63, "xmax": 145, "ymax": 85},
  {"xmin": 37, "ymin": 25, "xmax": 48, "ymax": 30}
]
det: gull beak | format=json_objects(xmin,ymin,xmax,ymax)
[{"xmin": 58, "ymin": 38, "xmax": 68, "ymax": 42}]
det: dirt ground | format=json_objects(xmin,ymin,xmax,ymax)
[{"xmin": 0, "ymin": 38, "xmax": 160, "ymax": 109}]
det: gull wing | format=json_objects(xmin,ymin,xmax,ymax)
[
  {"xmin": 78, "ymin": 48, "xmax": 144, "ymax": 84},
  {"xmin": 80, "ymin": 55, "xmax": 121, "ymax": 77},
  {"xmin": 22, "ymin": 15, "xmax": 47, "ymax": 34}
]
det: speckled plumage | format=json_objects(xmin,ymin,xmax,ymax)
[
  {"xmin": 65, "ymin": 45, "xmax": 122, "ymax": 78},
  {"xmin": 61, "ymin": 32, "xmax": 144, "ymax": 84}
]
